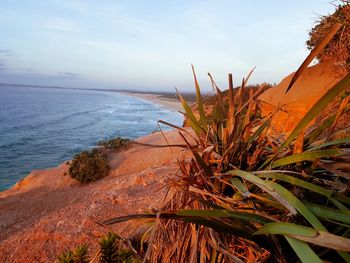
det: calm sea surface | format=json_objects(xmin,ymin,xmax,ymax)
[{"xmin": 0, "ymin": 85, "xmax": 183, "ymax": 191}]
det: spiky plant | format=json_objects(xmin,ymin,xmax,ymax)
[
  {"xmin": 103, "ymin": 22, "xmax": 350, "ymax": 262},
  {"xmin": 99, "ymin": 232, "xmax": 120, "ymax": 263},
  {"xmin": 99, "ymin": 232, "xmax": 140, "ymax": 263},
  {"xmin": 57, "ymin": 245, "xmax": 89, "ymax": 263},
  {"xmin": 73, "ymin": 245, "xmax": 89, "ymax": 263},
  {"xmin": 57, "ymin": 250, "xmax": 74, "ymax": 263}
]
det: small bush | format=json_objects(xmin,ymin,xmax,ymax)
[
  {"xmin": 97, "ymin": 137, "xmax": 131, "ymax": 151},
  {"xmin": 73, "ymin": 245, "xmax": 89, "ymax": 263},
  {"xmin": 99, "ymin": 232, "xmax": 120, "ymax": 263},
  {"xmin": 57, "ymin": 233, "xmax": 141, "ymax": 263},
  {"xmin": 57, "ymin": 245, "xmax": 88, "ymax": 263},
  {"xmin": 99, "ymin": 232, "xmax": 141, "ymax": 263},
  {"xmin": 57, "ymin": 250, "xmax": 74, "ymax": 263},
  {"xmin": 307, "ymin": 1, "xmax": 350, "ymax": 71},
  {"xmin": 69, "ymin": 148, "xmax": 109, "ymax": 184}
]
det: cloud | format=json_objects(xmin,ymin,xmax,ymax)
[
  {"xmin": 42, "ymin": 18, "xmax": 81, "ymax": 32},
  {"xmin": 52, "ymin": 0, "xmax": 88, "ymax": 14},
  {"xmin": 57, "ymin": 71, "xmax": 81, "ymax": 78},
  {"xmin": 0, "ymin": 59, "xmax": 8, "ymax": 71},
  {"xmin": 0, "ymin": 49, "xmax": 12, "ymax": 56}
]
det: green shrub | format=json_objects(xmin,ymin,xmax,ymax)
[
  {"xmin": 99, "ymin": 232, "xmax": 120, "ymax": 263},
  {"xmin": 69, "ymin": 148, "xmax": 109, "ymax": 184},
  {"xmin": 57, "ymin": 250, "xmax": 74, "ymax": 263},
  {"xmin": 57, "ymin": 245, "xmax": 88, "ymax": 263},
  {"xmin": 307, "ymin": 1, "xmax": 350, "ymax": 71},
  {"xmin": 97, "ymin": 137, "xmax": 131, "ymax": 151},
  {"xmin": 58, "ymin": 233, "xmax": 141, "ymax": 263},
  {"xmin": 99, "ymin": 232, "xmax": 140, "ymax": 263},
  {"xmin": 73, "ymin": 245, "xmax": 89, "ymax": 263}
]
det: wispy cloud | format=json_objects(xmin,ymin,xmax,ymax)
[
  {"xmin": 0, "ymin": 49, "xmax": 12, "ymax": 57},
  {"xmin": 52, "ymin": 0, "xmax": 88, "ymax": 14},
  {"xmin": 57, "ymin": 71, "xmax": 81, "ymax": 78},
  {"xmin": 42, "ymin": 18, "xmax": 81, "ymax": 32},
  {"xmin": 0, "ymin": 60, "xmax": 8, "ymax": 71}
]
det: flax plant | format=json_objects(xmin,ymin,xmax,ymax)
[{"xmin": 103, "ymin": 22, "xmax": 350, "ymax": 262}]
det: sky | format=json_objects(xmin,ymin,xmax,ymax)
[{"xmin": 0, "ymin": 1, "xmax": 337, "ymax": 92}]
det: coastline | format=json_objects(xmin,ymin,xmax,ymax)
[
  {"xmin": 0, "ymin": 129, "xmax": 192, "ymax": 262},
  {"xmin": 120, "ymin": 91, "xmax": 183, "ymax": 112},
  {"xmin": 0, "ymin": 87, "xmax": 185, "ymax": 192}
]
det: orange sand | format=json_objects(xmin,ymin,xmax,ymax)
[
  {"xmin": 259, "ymin": 63, "xmax": 344, "ymax": 134},
  {"xmin": 0, "ymin": 129, "xmax": 192, "ymax": 262}
]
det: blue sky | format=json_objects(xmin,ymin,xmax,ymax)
[{"xmin": 0, "ymin": 1, "xmax": 336, "ymax": 91}]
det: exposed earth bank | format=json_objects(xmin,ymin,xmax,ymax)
[{"xmin": 0, "ymin": 130, "xmax": 191, "ymax": 262}]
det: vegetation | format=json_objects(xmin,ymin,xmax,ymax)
[
  {"xmin": 98, "ymin": 137, "xmax": 131, "ymax": 151},
  {"xmin": 57, "ymin": 233, "xmax": 141, "ymax": 263},
  {"xmin": 103, "ymin": 21, "xmax": 350, "ymax": 262},
  {"xmin": 99, "ymin": 232, "xmax": 141, "ymax": 263},
  {"xmin": 57, "ymin": 245, "xmax": 89, "ymax": 263},
  {"xmin": 58, "ymin": 5, "xmax": 350, "ymax": 262},
  {"xmin": 69, "ymin": 148, "xmax": 109, "ymax": 184},
  {"xmin": 68, "ymin": 136, "xmax": 130, "ymax": 183},
  {"xmin": 307, "ymin": 0, "xmax": 350, "ymax": 71}
]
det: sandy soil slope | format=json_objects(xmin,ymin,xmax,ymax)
[
  {"xmin": 259, "ymin": 63, "xmax": 345, "ymax": 134},
  {"xmin": 0, "ymin": 129, "xmax": 191, "ymax": 262}
]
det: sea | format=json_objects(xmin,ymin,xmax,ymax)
[{"xmin": 0, "ymin": 84, "xmax": 183, "ymax": 191}]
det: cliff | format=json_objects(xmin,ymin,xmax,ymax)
[{"xmin": 0, "ymin": 129, "xmax": 191, "ymax": 262}]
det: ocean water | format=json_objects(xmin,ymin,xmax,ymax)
[{"xmin": 0, "ymin": 85, "xmax": 183, "ymax": 191}]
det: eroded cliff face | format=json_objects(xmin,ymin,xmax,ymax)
[
  {"xmin": 0, "ymin": 129, "xmax": 192, "ymax": 262},
  {"xmin": 258, "ymin": 63, "xmax": 345, "ymax": 135}
]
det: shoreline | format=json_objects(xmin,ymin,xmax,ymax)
[
  {"xmin": 0, "ymin": 90, "xmax": 184, "ymax": 193},
  {"xmin": 119, "ymin": 91, "xmax": 184, "ymax": 112},
  {"xmin": 0, "ymin": 83, "xmax": 188, "ymax": 113},
  {"xmin": 0, "ymin": 88, "xmax": 185, "ymax": 193}
]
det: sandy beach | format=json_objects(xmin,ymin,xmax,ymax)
[{"xmin": 121, "ymin": 92, "xmax": 184, "ymax": 112}]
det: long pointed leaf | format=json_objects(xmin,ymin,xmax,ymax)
[
  {"xmin": 282, "ymin": 72, "xmax": 350, "ymax": 148},
  {"xmin": 256, "ymin": 223, "xmax": 350, "ymax": 252},
  {"xmin": 258, "ymin": 172, "xmax": 350, "ymax": 205},
  {"xmin": 285, "ymin": 236, "xmax": 323, "ymax": 263},
  {"xmin": 225, "ymin": 170, "xmax": 297, "ymax": 214},
  {"xmin": 308, "ymin": 137, "xmax": 350, "ymax": 151},
  {"xmin": 271, "ymin": 149, "xmax": 345, "ymax": 168},
  {"xmin": 176, "ymin": 88, "xmax": 204, "ymax": 136},
  {"xmin": 266, "ymin": 181, "xmax": 326, "ymax": 231},
  {"xmin": 254, "ymin": 222, "xmax": 317, "ymax": 237},
  {"xmin": 285, "ymin": 22, "xmax": 342, "ymax": 93},
  {"xmin": 191, "ymin": 64, "xmax": 208, "ymax": 129},
  {"xmin": 177, "ymin": 209, "xmax": 271, "ymax": 224},
  {"xmin": 305, "ymin": 202, "xmax": 350, "ymax": 224}
]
